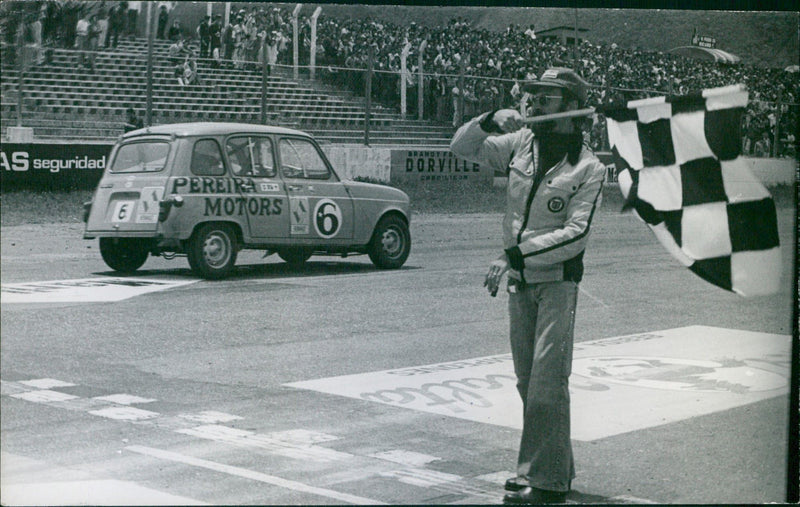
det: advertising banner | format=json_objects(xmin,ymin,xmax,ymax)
[
  {"xmin": 1, "ymin": 143, "xmax": 113, "ymax": 190},
  {"xmin": 390, "ymin": 149, "xmax": 493, "ymax": 184}
]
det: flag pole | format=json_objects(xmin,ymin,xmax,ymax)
[{"xmin": 522, "ymin": 107, "xmax": 595, "ymax": 124}]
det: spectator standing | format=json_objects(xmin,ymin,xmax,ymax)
[
  {"xmin": 157, "ymin": 5, "xmax": 169, "ymax": 39},
  {"xmin": 86, "ymin": 14, "xmax": 100, "ymax": 72},
  {"xmin": 754, "ymin": 131, "xmax": 772, "ymax": 157},
  {"xmin": 96, "ymin": 9, "xmax": 108, "ymax": 48},
  {"xmin": 210, "ymin": 15, "xmax": 222, "ymax": 64},
  {"xmin": 127, "ymin": 1, "xmax": 141, "ymax": 39},
  {"xmin": 106, "ymin": 2, "xmax": 125, "ymax": 48},
  {"xmin": 524, "ymin": 24, "xmax": 536, "ymax": 40},
  {"xmin": 75, "ymin": 13, "xmax": 91, "ymax": 69},
  {"xmin": 222, "ymin": 20, "xmax": 234, "ymax": 64},
  {"xmin": 197, "ymin": 16, "xmax": 211, "ymax": 59},
  {"xmin": 167, "ymin": 20, "xmax": 182, "ymax": 41}
]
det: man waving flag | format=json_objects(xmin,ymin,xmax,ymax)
[{"xmin": 602, "ymin": 85, "xmax": 781, "ymax": 296}]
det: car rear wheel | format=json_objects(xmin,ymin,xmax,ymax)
[
  {"xmin": 187, "ymin": 223, "xmax": 238, "ymax": 279},
  {"xmin": 368, "ymin": 215, "xmax": 410, "ymax": 269},
  {"xmin": 277, "ymin": 248, "xmax": 314, "ymax": 267},
  {"xmin": 99, "ymin": 238, "xmax": 149, "ymax": 273}
]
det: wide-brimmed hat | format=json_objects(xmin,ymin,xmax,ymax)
[{"xmin": 523, "ymin": 67, "xmax": 589, "ymax": 106}]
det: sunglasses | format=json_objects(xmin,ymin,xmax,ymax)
[{"xmin": 531, "ymin": 94, "xmax": 563, "ymax": 105}]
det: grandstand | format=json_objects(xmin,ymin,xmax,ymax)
[{"xmin": 0, "ymin": 37, "xmax": 456, "ymax": 145}]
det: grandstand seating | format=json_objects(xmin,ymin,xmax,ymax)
[{"xmin": 0, "ymin": 38, "xmax": 455, "ymax": 145}]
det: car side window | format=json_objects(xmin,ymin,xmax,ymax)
[
  {"xmin": 191, "ymin": 139, "xmax": 225, "ymax": 176},
  {"xmin": 226, "ymin": 136, "xmax": 276, "ymax": 177},
  {"xmin": 279, "ymin": 138, "xmax": 331, "ymax": 180}
]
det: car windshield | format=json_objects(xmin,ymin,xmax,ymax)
[{"xmin": 111, "ymin": 141, "xmax": 170, "ymax": 173}]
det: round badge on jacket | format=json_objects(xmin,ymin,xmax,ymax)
[{"xmin": 548, "ymin": 196, "xmax": 565, "ymax": 212}]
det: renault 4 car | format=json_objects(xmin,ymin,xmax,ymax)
[{"xmin": 83, "ymin": 123, "xmax": 411, "ymax": 279}]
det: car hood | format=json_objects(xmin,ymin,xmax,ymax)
[{"xmin": 344, "ymin": 181, "xmax": 409, "ymax": 203}]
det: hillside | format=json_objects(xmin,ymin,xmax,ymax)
[{"xmin": 203, "ymin": 3, "xmax": 797, "ymax": 68}]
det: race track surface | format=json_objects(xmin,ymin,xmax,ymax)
[{"xmin": 1, "ymin": 206, "xmax": 795, "ymax": 505}]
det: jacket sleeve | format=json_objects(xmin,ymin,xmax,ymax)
[
  {"xmin": 450, "ymin": 112, "xmax": 522, "ymax": 174},
  {"xmin": 505, "ymin": 159, "xmax": 605, "ymax": 269}
]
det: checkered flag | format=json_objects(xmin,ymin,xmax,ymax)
[{"xmin": 601, "ymin": 85, "xmax": 781, "ymax": 296}]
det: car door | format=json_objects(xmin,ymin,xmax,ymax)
[
  {"xmin": 277, "ymin": 136, "xmax": 354, "ymax": 241},
  {"xmin": 225, "ymin": 134, "xmax": 289, "ymax": 239}
]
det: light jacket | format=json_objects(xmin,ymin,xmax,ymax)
[{"xmin": 450, "ymin": 111, "xmax": 606, "ymax": 284}]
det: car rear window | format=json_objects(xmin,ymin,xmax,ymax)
[{"xmin": 111, "ymin": 141, "xmax": 170, "ymax": 173}]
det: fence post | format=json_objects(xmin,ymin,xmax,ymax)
[
  {"xmin": 292, "ymin": 4, "xmax": 301, "ymax": 80},
  {"xmin": 145, "ymin": 2, "xmax": 154, "ymax": 126},
  {"xmin": 418, "ymin": 40, "xmax": 427, "ymax": 121},
  {"xmin": 773, "ymin": 92, "xmax": 783, "ymax": 158},
  {"xmin": 400, "ymin": 42, "xmax": 410, "ymax": 117},
  {"xmin": 458, "ymin": 65, "xmax": 465, "ymax": 127},
  {"xmin": 310, "ymin": 7, "xmax": 321, "ymax": 81},
  {"xmin": 261, "ymin": 37, "xmax": 268, "ymax": 124},
  {"xmin": 365, "ymin": 46, "xmax": 373, "ymax": 146},
  {"xmin": 16, "ymin": 22, "xmax": 24, "ymax": 127}
]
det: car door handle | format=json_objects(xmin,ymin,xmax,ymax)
[{"xmin": 287, "ymin": 185, "xmax": 302, "ymax": 191}]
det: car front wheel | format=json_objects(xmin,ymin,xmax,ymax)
[
  {"xmin": 368, "ymin": 215, "xmax": 410, "ymax": 269},
  {"xmin": 99, "ymin": 237, "xmax": 149, "ymax": 273},
  {"xmin": 187, "ymin": 223, "xmax": 238, "ymax": 279}
]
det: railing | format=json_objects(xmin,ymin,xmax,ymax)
[{"xmin": 2, "ymin": 37, "xmax": 798, "ymax": 159}]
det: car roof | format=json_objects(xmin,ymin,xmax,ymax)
[{"xmin": 122, "ymin": 122, "xmax": 311, "ymax": 140}]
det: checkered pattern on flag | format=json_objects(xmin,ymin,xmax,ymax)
[{"xmin": 602, "ymin": 85, "xmax": 781, "ymax": 296}]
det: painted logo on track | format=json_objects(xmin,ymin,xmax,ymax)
[
  {"xmin": 286, "ymin": 326, "xmax": 791, "ymax": 441},
  {"xmin": 571, "ymin": 356, "xmax": 787, "ymax": 393}
]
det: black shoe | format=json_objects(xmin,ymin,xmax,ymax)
[
  {"xmin": 504, "ymin": 477, "xmax": 527, "ymax": 491},
  {"xmin": 503, "ymin": 486, "xmax": 567, "ymax": 504}
]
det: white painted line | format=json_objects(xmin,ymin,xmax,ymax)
[
  {"xmin": 0, "ymin": 479, "xmax": 208, "ymax": 506},
  {"xmin": 379, "ymin": 468, "xmax": 462, "ymax": 488},
  {"xmin": 125, "ymin": 445, "xmax": 386, "ymax": 505},
  {"xmin": 93, "ymin": 394, "xmax": 157, "ymax": 405},
  {"xmin": 267, "ymin": 428, "xmax": 340, "ymax": 445},
  {"xmin": 11, "ymin": 390, "xmax": 78, "ymax": 403},
  {"xmin": 178, "ymin": 411, "xmax": 243, "ymax": 424},
  {"xmin": 607, "ymin": 495, "xmax": 661, "ymax": 504},
  {"xmin": 1, "ymin": 277, "xmax": 198, "ymax": 304},
  {"xmin": 89, "ymin": 406, "xmax": 160, "ymax": 421},
  {"xmin": 474, "ymin": 471, "xmax": 516, "ymax": 486},
  {"xmin": 369, "ymin": 449, "xmax": 440, "ymax": 467},
  {"xmin": 19, "ymin": 378, "xmax": 77, "ymax": 389},
  {"xmin": 176, "ymin": 425, "xmax": 353, "ymax": 463}
]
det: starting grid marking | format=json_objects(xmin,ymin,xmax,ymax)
[
  {"xmin": 286, "ymin": 325, "xmax": 791, "ymax": 442},
  {"xmin": 0, "ymin": 378, "xmax": 505, "ymax": 504},
  {"xmin": 0, "ymin": 277, "xmax": 198, "ymax": 304}
]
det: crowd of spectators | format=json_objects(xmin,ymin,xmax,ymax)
[{"xmin": 2, "ymin": 2, "xmax": 797, "ymax": 157}]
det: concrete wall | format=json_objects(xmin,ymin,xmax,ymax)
[
  {"xmin": 742, "ymin": 157, "xmax": 797, "ymax": 186},
  {"xmin": 322, "ymin": 145, "xmax": 391, "ymax": 182}
]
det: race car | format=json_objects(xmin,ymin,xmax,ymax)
[{"xmin": 83, "ymin": 122, "xmax": 411, "ymax": 279}]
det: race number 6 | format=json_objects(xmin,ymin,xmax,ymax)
[
  {"xmin": 112, "ymin": 200, "xmax": 135, "ymax": 222},
  {"xmin": 314, "ymin": 199, "xmax": 342, "ymax": 238}
]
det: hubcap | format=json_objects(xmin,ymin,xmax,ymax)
[
  {"xmin": 381, "ymin": 227, "xmax": 403, "ymax": 258},
  {"xmin": 203, "ymin": 232, "xmax": 230, "ymax": 267}
]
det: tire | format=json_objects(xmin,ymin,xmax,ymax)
[
  {"xmin": 368, "ymin": 215, "xmax": 410, "ymax": 269},
  {"xmin": 187, "ymin": 223, "xmax": 238, "ymax": 279},
  {"xmin": 277, "ymin": 247, "xmax": 314, "ymax": 267},
  {"xmin": 99, "ymin": 237, "xmax": 149, "ymax": 273}
]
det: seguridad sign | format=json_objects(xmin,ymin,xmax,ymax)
[
  {"xmin": 1, "ymin": 142, "xmax": 113, "ymax": 190},
  {"xmin": 390, "ymin": 149, "xmax": 493, "ymax": 184}
]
